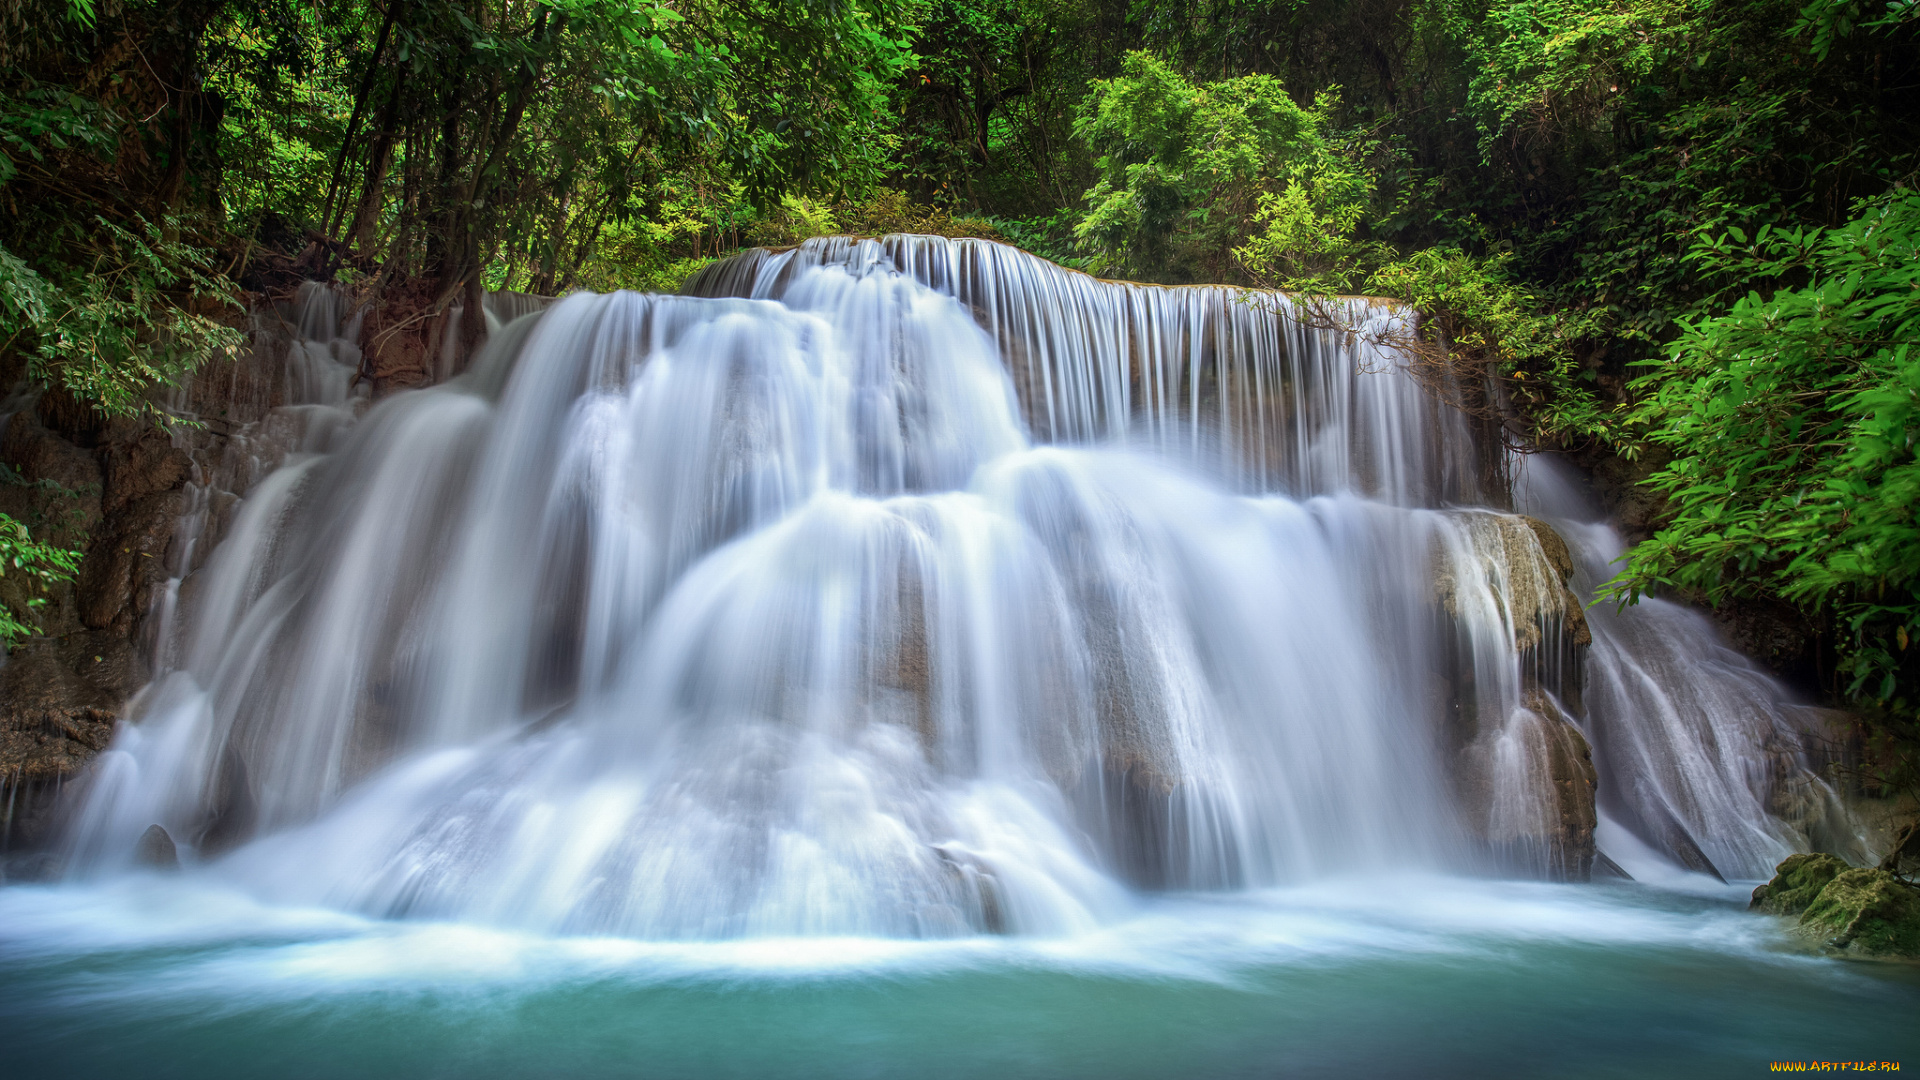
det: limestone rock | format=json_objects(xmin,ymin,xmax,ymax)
[
  {"xmin": 1799, "ymin": 867, "xmax": 1920, "ymax": 958},
  {"xmin": 1432, "ymin": 512, "xmax": 1590, "ymax": 653},
  {"xmin": 0, "ymin": 630, "xmax": 145, "ymax": 848},
  {"xmin": 1750, "ymin": 852, "xmax": 1849, "ymax": 915},
  {"xmin": 1579, "ymin": 442, "xmax": 1673, "ymax": 548},
  {"xmin": 1709, "ymin": 595, "xmax": 1817, "ymax": 684},
  {"xmin": 1519, "ymin": 515, "xmax": 1574, "ymax": 582},
  {"xmin": 1455, "ymin": 694, "xmax": 1599, "ymax": 881},
  {"xmin": 2, "ymin": 409, "xmax": 103, "ymax": 503},
  {"xmin": 0, "ymin": 306, "xmax": 281, "ymax": 856}
]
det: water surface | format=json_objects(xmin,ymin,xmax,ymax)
[{"xmin": 2, "ymin": 875, "xmax": 1912, "ymax": 1079}]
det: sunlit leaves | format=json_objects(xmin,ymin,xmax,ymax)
[{"xmin": 1071, "ymin": 52, "xmax": 1339, "ymax": 279}]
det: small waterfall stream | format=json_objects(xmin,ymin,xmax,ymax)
[
  {"xmin": 51, "ymin": 236, "xmax": 1861, "ymax": 939},
  {"xmin": 1515, "ymin": 457, "xmax": 1868, "ymax": 881}
]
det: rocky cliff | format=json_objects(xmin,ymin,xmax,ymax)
[{"xmin": 0, "ymin": 299, "xmax": 310, "ymax": 852}]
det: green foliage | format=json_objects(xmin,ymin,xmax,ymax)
[
  {"xmin": 0, "ymin": 86, "xmax": 117, "ymax": 187},
  {"xmin": 1613, "ymin": 194, "xmax": 1920, "ymax": 713},
  {"xmin": 892, "ymin": 0, "xmax": 1092, "ymax": 214},
  {"xmin": 0, "ymin": 511, "xmax": 81, "ymax": 648},
  {"xmin": 1367, "ymin": 247, "xmax": 1614, "ymax": 444},
  {"xmin": 986, "ymin": 208, "xmax": 1089, "ymax": 269},
  {"xmin": 0, "ymin": 219, "xmax": 244, "ymax": 419},
  {"xmin": 1072, "ymin": 52, "xmax": 1345, "ymax": 281},
  {"xmin": 1797, "ymin": 0, "xmax": 1920, "ymax": 61},
  {"xmin": 1438, "ymin": 0, "xmax": 1920, "ymax": 349}
]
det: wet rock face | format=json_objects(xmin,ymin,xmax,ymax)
[
  {"xmin": 75, "ymin": 490, "xmax": 186, "ymax": 633},
  {"xmin": 1454, "ymin": 698, "xmax": 1599, "ymax": 881},
  {"xmin": 1433, "ymin": 513, "xmax": 1599, "ymax": 881},
  {"xmin": 1539, "ymin": 708, "xmax": 1599, "ymax": 880},
  {"xmin": 1801, "ymin": 869, "xmax": 1920, "ymax": 957},
  {"xmin": 1577, "ymin": 442, "xmax": 1672, "ymax": 549},
  {"xmin": 2, "ymin": 409, "xmax": 103, "ymax": 502},
  {"xmin": 2, "ymin": 350, "xmax": 239, "ymax": 852},
  {"xmin": 1577, "ymin": 439, "xmax": 1821, "ymax": 686},
  {"xmin": 101, "ymin": 428, "xmax": 194, "ymax": 516},
  {"xmin": 0, "ymin": 631, "xmax": 149, "ymax": 847},
  {"xmin": 134, "ymin": 823, "xmax": 178, "ymax": 869}
]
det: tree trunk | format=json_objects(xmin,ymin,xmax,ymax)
[
  {"xmin": 321, "ymin": 0, "xmax": 401, "ymax": 237},
  {"xmin": 349, "ymin": 62, "xmax": 411, "ymax": 252}
]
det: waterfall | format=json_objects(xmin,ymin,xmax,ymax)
[
  {"xmin": 1515, "ymin": 456, "xmax": 1870, "ymax": 880},
  {"xmin": 52, "ymin": 236, "xmax": 1844, "ymax": 938}
]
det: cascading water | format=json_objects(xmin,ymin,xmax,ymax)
[
  {"xmin": 1515, "ymin": 456, "xmax": 1870, "ymax": 881},
  {"xmin": 688, "ymin": 237, "xmax": 1491, "ymax": 502},
  {"xmin": 52, "ymin": 236, "xmax": 1858, "ymax": 942},
  {"xmin": 145, "ymin": 282, "xmax": 370, "ymax": 673}
]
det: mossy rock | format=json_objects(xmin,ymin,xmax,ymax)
[
  {"xmin": 1750, "ymin": 853, "xmax": 1849, "ymax": 915},
  {"xmin": 1799, "ymin": 868, "xmax": 1920, "ymax": 958}
]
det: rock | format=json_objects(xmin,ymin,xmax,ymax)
[
  {"xmin": 1578, "ymin": 442, "xmax": 1673, "ymax": 548},
  {"xmin": 0, "ymin": 630, "xmax": 146, "ymax": 847},
  {"xmin": 100, "ymin": 427, "xmax": 194, "ymax": 515},
  {"xmin": 134, "ymin": 823, "xmax": 178, "ymax": 869},
  {"xmin": 0, "ymin": 634, "xmax": 137, "ymax": 780},
  {"xmin": 1593, "ymin": 849, "xmax": 1633, "ymax": 881},
  {"xmin": 1751, "ymin": 852, "xmax": 1849, "ymax": 915},
  {"xmin": 1454, "ymin": 694, "xmax": 1599, "ymax": 881},
  {"xmin": 1518, "ymin": 515, "xmax": 1574, "ymax": 582},
  {"xmin": 2, "ymin": 409, "xmax": 104, "ymax": 501},
  {"xmin": 1752, "ymin": 854, "xmax": 1920, "ymax": 958},
  {"xmin": 76, "ymin": 489, "xmax": 185, "ymax": 631},
  {"xmin": 0, "ymin": 302, "xmax": 286, "ymax": 856},
  {"xmin": 1708, "ymin": 595, "xmax": 1817, "ymax": 685},
  {"xmin": 1432, "ymin": 513, "xmax": 1591, "ymax": 654},
  {"xmin": 1538, "ymin": 705, "xmax": 1599, "ymax": 880},
  {"xmin": 1799, "ymin": 868, "xmax": 1920, "ymax": 958}
]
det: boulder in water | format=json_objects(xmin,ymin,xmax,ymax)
[
  {"xmin": 134, "ymin": 823, "xmax": 178, "ymax": 869},
  {"xmin": 1539, "ymin": 709, "xmax": 1599, "ymax": 881},
  {"xmin": 1750, "ymin": 853, "xmax": 1848, "ymax": 915},
  {"xmin": 1799, "ymin": 868, "xmax": 1920, "ymax": 958},
  {"xmin": 1752, "ymin": 853, "xmax": 1920, "ymax": 958}
]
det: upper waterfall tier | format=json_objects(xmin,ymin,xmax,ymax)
[{"xmin": 688, "ymin": 236, "xmax": 1493, "ymax": 506}]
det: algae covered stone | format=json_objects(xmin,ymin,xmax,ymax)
[
  {"xmin": 1799, "ymin": 868, "xmax": 1920, "ymax": 958},
  {"xmin": 1750, "ymin": 852, "xmax": 1849, "ymax": 915}
]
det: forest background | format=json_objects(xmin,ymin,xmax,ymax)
[{"xmin": 1, "ymin": 0, "xmax": 1918, "ymax": 796}]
